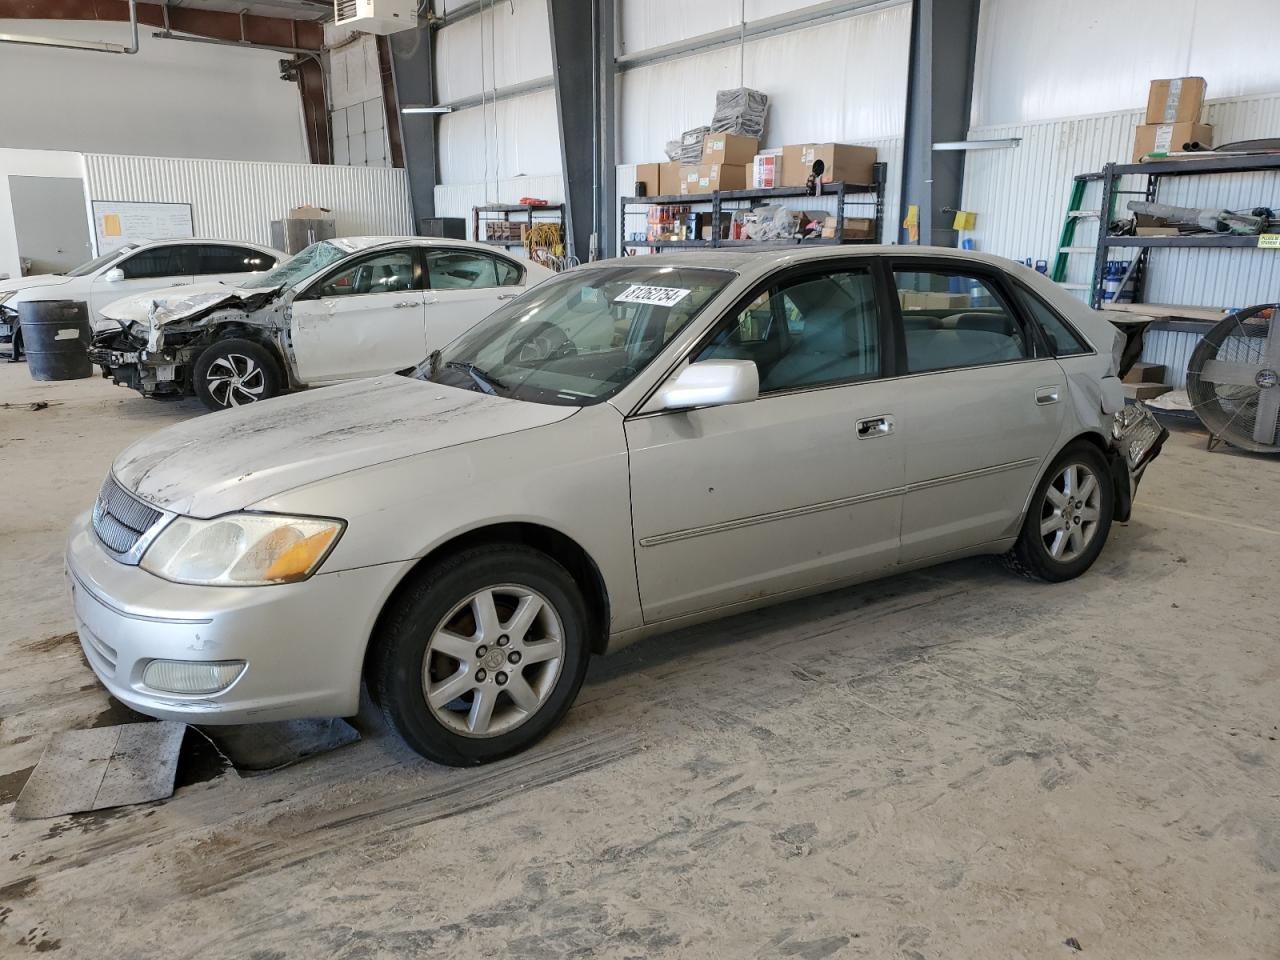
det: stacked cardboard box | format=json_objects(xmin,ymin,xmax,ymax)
[{"xmin": 1133, "ymin": 77, "xmax": 1212, "ymax": 162}]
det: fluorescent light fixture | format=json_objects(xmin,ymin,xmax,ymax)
[
  {"xmin": 933, "ymin": 138, "xmax": 1022, "ymax": 151},
  {"xmin": 401, "ymin": 105, "xmax": 453, "ymax": 114}
]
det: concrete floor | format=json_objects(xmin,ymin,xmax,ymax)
[{"xmin": 1, "ymin": 362, "xmax": 1277, "ymax": 959}]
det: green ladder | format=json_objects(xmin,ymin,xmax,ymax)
[{"xmin": 1051, "ymin": 173, "xmax": 1116, "ymax": 293}]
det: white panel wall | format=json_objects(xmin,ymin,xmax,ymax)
[
  {"xmin": 438, "ymin": 89, "xmax": 564, "ymax": 184},
  {"xmin": 620, "ymin": 4, "xmax": 910, "ymax": 162},
  {"xmin": 619, "ymin": 0, "xmax": 894, "ymax": 54},
  {"xmin": 961, "ymin": 93, "xmax": 1280, "ymax": 310},
  {"xmin": 0, "ymin": 20, "xmax": 307, "ymax": 163},
  {"xmin": 973, "ymin": 0, "xmax": 1280, "ymax": 126},
  {"xmin": 435, "ymin": 0, "xmax": 553, "ymax": 104},
  {"xmin": 81, "ymin": 155, "xmax": 413, "ymax": 251}
]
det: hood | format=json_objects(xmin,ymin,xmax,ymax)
[
  {"xmin": 112, "ymin": 376, "xmax": 577, "ymax": 517},
  {"xmin": 100, "ymin": 280, "xmax": 281, "ymax": 327},
  {"xmin": 0, "ymin": 273, "xmax": 74, "ymax": 296}
]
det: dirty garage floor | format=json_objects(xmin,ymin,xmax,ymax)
[{"xmin": 1, "ymin": 363, "xmax": 1277, "ymax": 959}]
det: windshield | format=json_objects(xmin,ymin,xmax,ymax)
[
  {"xmin": 65, "ymin": 245, "xmax": 137, "ymax": 278},
  {"xmin": 417, "ymin": 264, "xmax": 735, "ymax": 406},
  {"xmin": 237, "ymin": 240, "xmax": 354, "ymax": 290}
]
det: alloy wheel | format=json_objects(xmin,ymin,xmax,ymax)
[
  {"xmin": 422, "ymin": 584, "xmax": 565, "ymax": 737},
  {"xmin": 206, "ymin": 353, "xmax": 266, "ymax": 407},
  {"xmin": 1040, "ymin": 462, "xmax": 1102, "ymax": 563}
]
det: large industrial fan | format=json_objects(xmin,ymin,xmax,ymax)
[{"xmin": 1186, "ymin": 303, "xmax": 1280, "ymax": 453}]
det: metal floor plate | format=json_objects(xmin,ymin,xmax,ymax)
[{"xmin": 13, "ymin": 721, "xmax": 186, "ymax": 820}]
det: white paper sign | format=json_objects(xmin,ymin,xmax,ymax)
[
  {"xmin": 92, "ymin": 200, "xmax": 194, "ymax": 255},
  {"xmin": 614, "ymin": 284, "xmax": 692, "ymax": 308}
]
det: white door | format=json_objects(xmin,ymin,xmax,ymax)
[
  {"xmin": 422, "ymin": 247, "xmax": 526, "ymax": 350},
  {"xmin": 289, "ymin": 248, "xmax": 426, "ymax": 383},
  {"xmin": 890, "ymin": 264, "xmax": 1066, "ymax": 561},
  {"xmin": 625, "ymin": 265, "xmax": 904, "ymax": 623},
  {"xmin": 88, "ymin": 244, "xmax": 194, "ymax": 315}
]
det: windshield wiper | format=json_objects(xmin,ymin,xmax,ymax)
[{"xmin": 445, "ymin": 360, "xmax": 506, "ymax": 395}]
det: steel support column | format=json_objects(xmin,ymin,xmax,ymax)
[
  {"xmin": 899, "ymin": 0, "xmax": 979, "ymax": 246},
  {"xmin": 388, "ymin": 22, "xmax": 438, "ymax": 228},
  {"xmin": 547, "ymin": 0, "xmax": 616, "ymax": 261}
]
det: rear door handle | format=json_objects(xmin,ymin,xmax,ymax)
[
  {"xmin": 496, "ymin": 293, "xmax": 520, "ymax": 300},
  {"xmin": 1035, "ymin": 385, "xmax": 1061, "ymax": 405},
  {"xmin": 393, "ymin": 300, "xmax": 419, "ymax": 309},
  {"xmin": 856, "ymin": 414, "xmax": 895, "ymax": 438}
]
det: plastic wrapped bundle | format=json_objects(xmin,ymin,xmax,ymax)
[
  {"xmin": 677, "ymin": 126, "xmax": 710, "ymax": 163},
  {"xmin": 664, "ymin": 140, "xmax": 684, "ymax": 162},
  {"xmin": 712, "ymin": 87, "xmax": 769, "ymax": 138}
]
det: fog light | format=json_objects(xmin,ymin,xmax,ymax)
[{"xmin": 142, "ymin": 659, "xmax": 245, "ymax": 695}]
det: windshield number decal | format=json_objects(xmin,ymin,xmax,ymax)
[{"xmin": 614, "ymin": 284, "xmax": 691, "ymax": 308}]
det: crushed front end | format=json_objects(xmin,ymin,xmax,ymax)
[{"xmin": 91, "ymin": 319, "xmax": 203, "ymax": 398}]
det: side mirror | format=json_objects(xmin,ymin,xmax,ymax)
[
  {"xmin": 659, "ymin": 359, "xmax": 759, "ymax": 411},
  {"xmin": 103, "ymin": 267, "xmax": 125, "ymax": 283}
]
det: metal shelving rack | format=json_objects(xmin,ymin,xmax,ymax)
[
  {"xmin": 620, "ymin": 162, "xmax": 886, "ymax": 252},
  {"xmin": 1090, "ymin": 153, "xmax": 1280, "ymax": 307},
  {"xmin": 472, "ymin": 203, "xmax": 566, "ymax": 249}
]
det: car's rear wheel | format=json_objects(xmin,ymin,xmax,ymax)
[
  {"xmin": 193, "ymin": 338, "xmax": 282, "ymax": 411},
  {"xmin": 370, "ymin": 544, "xmax": 590, "ymax": 765},
  {"xmin": 1005, "ymin": 442, "xmax": 1114, "ymax": 582}
]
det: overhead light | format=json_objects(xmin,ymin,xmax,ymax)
[
  {"xmin": 401, "ymin": 105, "xmax": 453, "ymax": 114},
  {"xmin": 933, "ymin": 138, "xmax": 1022, "ymax": 151}
]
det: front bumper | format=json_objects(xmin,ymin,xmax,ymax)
[{"xmin": 65, "ymin": 510, "xmax": 409, "ymax": 724}]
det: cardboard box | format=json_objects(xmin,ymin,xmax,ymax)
[
  {"xmin": 634, "ymin": 163, "xmax": 662, "ymax": 198},
  {"xmin": 751, "ymin": 153, "xmax": 781, "ymax": 189},
  {"xmin": 679, "ymin": 163, "xmax": 749, "ymax": 195},
  {"xmin": 288, "ymin": 204, "xmax": 333, "ymax": 219},
  {"xmin": 1123, "ymin": 382, "xmax": 1173, "ymax": 401},
  {"xmin": 658, "ymin": 161, "xmax": 683, "ymax": 197},
  {"xmin": 1123, "ymin": 361, "xmax": 1167, "ymax": 385},
  {"xmin": 702, "ymin": 133, "xmax": 759, "ymax": 165},
  {"xmin": 899, "ymin": 290, "xmax": 971, "ymax": 311},
  {"xmin": 1133, "ymin": 213, "xmax": 1179, "ymax": 236},
  {"xmin": 782, "ymin": 143, "xmax": 877, "ymax": 188},
  {"xmin": 1146, "ymin": 77, "xmax": 1207, "ymax": 124},
  {"xmin": 1133, "ymin": 122, "xmax": 1213, "ymax": 162},
  {"xmin": 820, "ymin": 216, "xmax": 874, "ymax": 240}
]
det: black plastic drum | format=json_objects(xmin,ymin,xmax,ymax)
[{"xmin": 18, "ymin": 299, "xmax": 93, "ymax": 381}]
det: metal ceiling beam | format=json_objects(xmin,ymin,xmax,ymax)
[
  {"xmin": 0, "ymin": 0, "xmax": 324, "ymax": 49},
  {"xmin": 388, "ymin": 17, "xmax": 439, "ymax": 226},
  {"xmin": 899, "ymin": 0, "xmax": 979, "ymax": 246},
  {"xmin": 615, "ymin": 0, "xmax": 905, "ymax": 71},
  {"xmin": 547, "ymin": 0, "xmax": 615, "ymax": 261}
]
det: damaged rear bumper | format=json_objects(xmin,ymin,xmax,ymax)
[{"xmin": 1109, "ymin": 402, "xmax": 1168, "ymax": 522}]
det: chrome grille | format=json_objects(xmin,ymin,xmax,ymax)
[{"xmin": 92, "ymin": 475, "xmax": 163, "ymax": 556}]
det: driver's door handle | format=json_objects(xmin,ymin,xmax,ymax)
[
  {"xmin": 496, "ymin": 293, "xmax": 520, "ymax": 300},
  {"xmin": 393, "ymin": 301, "xmax": 419, "ymax": 309},
  {"xmin": 856, "ymin": 414, "xmax": 895, "ymax": 438}
]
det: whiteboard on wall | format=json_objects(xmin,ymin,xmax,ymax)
[{"xmin": 92, "ymin": 200, "xmax": 194, "ymax": 254}]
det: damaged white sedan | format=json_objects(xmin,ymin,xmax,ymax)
[
  {"xmin": 67, "ymin": 247, "xmax": 1166, "ymax": 766},
  {"xmin": 91, "ymin": 237, "xmax": 555, "ymax": 410}
]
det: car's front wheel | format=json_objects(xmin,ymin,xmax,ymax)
[
  {"xmin": 370, "ymin": 544, "xmax": 591, "ymax": 765},
  {"xmin": 193, "ymin": 338, "xmax": 282, "ymax": 411},
  {"xmin": 1006, "ymin": 441, "xmax": 1115, "ymax": 582}
]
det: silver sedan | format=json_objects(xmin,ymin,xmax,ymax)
[{"xmin": 66, "ymin": 247, "xmax": 1166, "ymax": 764}]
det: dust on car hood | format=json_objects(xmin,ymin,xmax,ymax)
[
  {"xmin": 112, "ymin": 376, "xmax": 576, "ymax": 517},
  {"xmin": 100, "ymin": 280, "xmax": 282, "ymax": 327}
]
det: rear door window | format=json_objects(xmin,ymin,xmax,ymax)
[
  {"xmin": 893, "ymin": 269, "xmax": 1030, "ymax": 373},
  {"xmin": 116, "ymin": 245, "xmax": 189, "ymax": 280}
]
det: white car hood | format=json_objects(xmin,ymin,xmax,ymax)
[
  {"xmin": 100, "ymin": 280, "xmax": 279, "ymax": 327},
  {"xmin": 0, "ymin": 273, "xmax": 74, "ymax": 295},
  {"xmin": 112, "ymin": 376, "xmax": 576, "ymax": 517}
]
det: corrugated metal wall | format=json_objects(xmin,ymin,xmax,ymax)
[
  {"xmin": 961, "ymin": 92, "xmax": 1280, "ymax": 307},
  {"xmin": 82, "ymin": 154, "xmax": 413, "ymax": 250}
]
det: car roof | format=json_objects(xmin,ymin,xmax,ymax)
[
  {"xmin": 583, "ymin": 245, "xmax": 1036, "ymax": 274},
  {"xmin": 134, "ymin": 238, "xmax": 280, "ymax": 252}
]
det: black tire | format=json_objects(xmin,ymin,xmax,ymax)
[
  {"xmin": 369, "ymin": 544, "xmax": 591, "ymax": 766},
  {"xmin": 192, "ymin": 338, "xmax": 282, "ymax": 411},
  {"xmin": 1005, "ymin": 441, "xmax": 1115, "ymax": 582}
]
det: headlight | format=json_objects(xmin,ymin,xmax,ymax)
[{"xmin": 140, "ymin": 513, "xmax": 344, "ymax": 586}]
